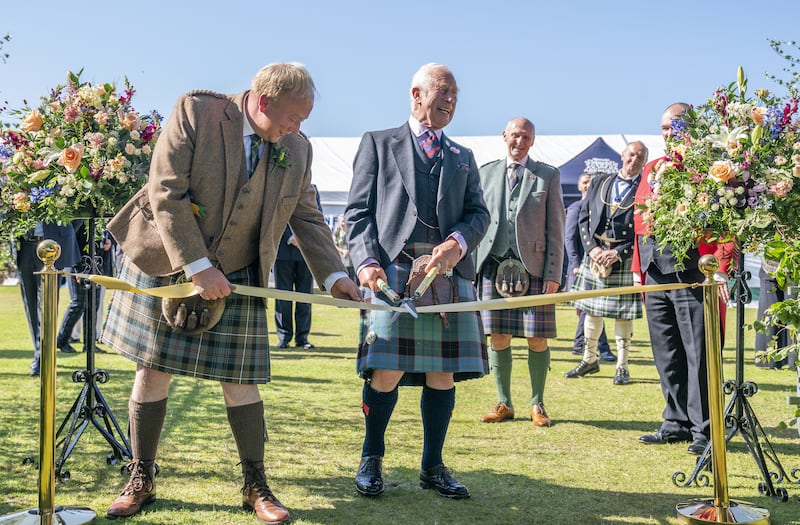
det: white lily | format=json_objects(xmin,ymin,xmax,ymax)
[{"xmin": 706, "ymin": 125, "xmax": 748, "ymax": 149}]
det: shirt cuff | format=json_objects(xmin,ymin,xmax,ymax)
[
  {"xmin": 448, "ymin": 232, "xmax": 467, "ymax": 259},
  {"xmin": 357, "ymin": 258, "xmax": 380, "ymax": 276},
  {"xmin": 183, "ymin": 257, "xmax": 213, "ymax": 278},
  {"xmin": 324, "ymin": 271, "xmax": 350, "ymax": 292}
]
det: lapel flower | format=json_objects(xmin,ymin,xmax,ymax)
[{"xmin": 271, "ymin": 144, "xmax": 291, "ymax": 173}]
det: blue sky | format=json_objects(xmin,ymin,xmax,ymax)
[{"xmin": 2, "ymin": 0, "xmax": 799, "ymax": 138}]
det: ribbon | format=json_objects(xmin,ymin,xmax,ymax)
[{"xmin": 70, "ymin": 272, "xmax": 699, "ymax": 314}]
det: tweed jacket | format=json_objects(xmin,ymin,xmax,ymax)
[
  {"xmin": 474, "ymin": 158, "xmax": 565, "ymax": 283},
  {"xmin": 108, "ymin": 90, "xmax": 344, "ymax": 287},
  {"xmin": 345, "ymin": 123, "xmax": 489, "ymax": 278}
]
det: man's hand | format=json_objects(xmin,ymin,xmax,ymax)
[
  {"xmin": 330, "ymin": 277, "xmax": 362, "ymax": 301},
  {"xmin": 191, "ymin": 267, "xmax": 235, "ymax": 300},
  {"xmin": 427, "ymin": 238, "xmax": 461, "ymax": 275},
  {"xmin": 542, "ymin": 280, "xmax": 559, "ymax": 294},
  {"xmin": 358, "ymin": 264, "xmax": 388, "ymax": 292}
]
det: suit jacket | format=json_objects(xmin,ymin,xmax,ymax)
[
  {"xmin": 564, "ymin": 198, "xmax": 584, "ymax": 285},
  {"xmin": 345, "ymin": 123, "xmax": 489, "ymax": 278},
  {"xmin": 474, "ymin": 158, "xmax": 564, "ymax": 282},
  {"xmin": 579, "ymin": 172, "xmax": 638, "ymax": 263},
  {"xmin": 108, "ymin": 90, "xmax": 344, "ymax": 287}
]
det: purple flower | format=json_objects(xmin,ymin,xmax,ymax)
[{"xmin": 29, "ymin": 186, "xmax": 54, "ymax": 203}]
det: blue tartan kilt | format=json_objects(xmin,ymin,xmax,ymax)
[
  {"xmin": 101, "ymin": 256, "xmax": 272, "ymax": 384},
  {"xmin": 571, "ymin": 256, "xmax": 642, "ymax": 320},
  {"xmin": 477, "ymin": 259, "xmax": 556, "ymax": 338},
  {"xmin": 356, "ymin": 256, "xmax": 488, "ymax": 387}
]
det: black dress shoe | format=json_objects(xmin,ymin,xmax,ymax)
[
  {"xmin": 564, "ymin": 359, "xmax": 599, "ymax": 378},
  {"xmin": 600, "ymin": 350, "xmax": 617, "ymax": 362},
  {"xmin": 59, "ymin": 344, "xmax": 77, "ymax": 354},
  {"xmin": 30, "ymin": 364, "xmax": 40, "ymax": 377},
  {"xmin": 296, "ymin": 342, "xmax": 315, "ymax": 349},
  {"xmin": 687, "ymin": 437, "xmax": 709, "ymax": 455},
  {"xmin": 639, "ymin": 430, "xmax": 692, "ymax": 445},
  {"xmin": 276, "ymin": 342, "xmax": 289, "ymax": 349},
  {"xmin": 355, "ymin": 455, "xmax": 384, "ymax": 497},
  {"xmin": 419, "ymin": 464, "xmax": 470, "ymax": 499}
]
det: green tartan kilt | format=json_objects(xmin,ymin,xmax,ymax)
[
  {"xmin": 572, "ymin": 256, "xmax": 642, "ymax": 320},
  {"xmin": 356, "ymin": 258, "xmax": 488, "ymax": 387},
  {"xmin": 101, "ymin": 256, "xmax": 272, "ymax": 384}
]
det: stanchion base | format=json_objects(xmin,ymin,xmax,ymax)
[
  {"xmin": 676, "ymin": 499, "xmax": 770, "ymax": 524},
  {"xmin": 0, "ymin": 506, "xmax": 96, "ymax": 524}
]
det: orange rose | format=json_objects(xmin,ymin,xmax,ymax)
[
  {"xmin": 708, "ymin": 160, "xmax": 736, "ymax": 183},
  {"xmin": 21, "ymin": 110, "xmax": 44, "ymax": 132},
  {"xmin": 751, "ymin": 106, "xmax": 767, "ymax": 125},
  {"xmin": 57, "ymin": 144, "xmax": 84, "ymax": 173}
]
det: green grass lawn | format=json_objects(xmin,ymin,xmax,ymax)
[{"xmin": 0, "ymin": 285, "xmax": 798, "ymax": 524}]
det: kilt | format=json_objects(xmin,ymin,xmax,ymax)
[
  {"xmin": 477, "ymin": 259, "xmax": 556, "ymax": 338},
  {"xmin": 101, "ymin": 256, "xmax": 271, "ymax": 384},
  {"xmin": 356, "ymin": 249, "xmax": 488, "ymax": 387},
  {"xmin": 571, "ymin": 256, "xmax": 642, "ymax": 320}
]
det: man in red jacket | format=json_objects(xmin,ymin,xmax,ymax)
[{"xmin": 633, "ymin": 102, "xmax": 735, "ymax": 456}]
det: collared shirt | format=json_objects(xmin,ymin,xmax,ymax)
[{"xmin": 408, "ymin": 116, "xmax": 443, "ymax": 143}]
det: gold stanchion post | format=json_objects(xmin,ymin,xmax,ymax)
[
  {"xmin": 0, "ymin": 240, "xmax": 96, "ymax": 525},
  {"xmin": 676, "ymin": 255, "xmax": 770, "ymax": 524}
]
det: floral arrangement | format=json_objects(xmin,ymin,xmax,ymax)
[
  {"xmin": 643, "ymin": 66, "xmax": 800, "ymax": 268},
  {"xmin": 0, "ymin": 69, "xmax": 161, "ymax": 241},
  {"xmin": 271, "ymin": 144, "xmax": 290, "ymax": 173}
]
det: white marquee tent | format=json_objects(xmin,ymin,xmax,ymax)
[{"xmin": 309, "ymin": 134, "xmax": 665, "ymax": 218}]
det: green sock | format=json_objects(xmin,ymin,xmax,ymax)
[
  {"xmin": 490, "ymin": 346, "xmax": 513, "ymax": 406},
  {"xmin": 528, "ymin": 347, "xmax": 550, "ymax": 405}
]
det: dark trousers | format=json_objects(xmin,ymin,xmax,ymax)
[
  {"xmin": 644, "ymin": 266, "xmax": 709, "ymax": 439},
  {"xmin": 17, "ymin": 240, "xmax": 63, "ymax": 364},
  {"xmin": 755, "ymin": 268, "xmax": 797, "ymax": 368},
  {"xmin": 57, "ymin": 271, "xmax": 100, "ymax": 349},
  {"xmin": 273, "ymin": 259, "xmax": 313, "ymax": 345}
]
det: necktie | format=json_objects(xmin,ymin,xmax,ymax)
[
  {"xmin": 248, "ymin": 133, "xmax": 263, "ymax": 178},
  {"xmin": 508, "ymin": 162, "xmax": 520, "ymax": 190},
  {"xmin": 420, "ymin": 130, "xmax": 441, "ymax": 159}
]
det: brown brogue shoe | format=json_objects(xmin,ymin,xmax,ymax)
[
  {"xmin": 480, "ymin": 402, "xmax": 515, "ymax": 423},
  {"xmin": 531, "ymin": 402, "xmax": 551, "ymax": 427},
  {"xmin": 107, "ymin": 460, "xmax": 156, "ymax": 518},
  {"xmin": 241, "ymin": 460, "xmax": 290, "ymax": 525}
]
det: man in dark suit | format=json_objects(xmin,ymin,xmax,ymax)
[
  {"xmin": 16, "ymin": 222, "xmax": 80, "ymax": 376},
  {"xmin": 564, "ymin": 169, "xmax": 613, "ymax": 361},
  {"xmin": 272, "ymin": 187, "xmax": 322, "ymax": 349},
  {"xmin": 633, "ymin": 103, "xmax": 734, "ymax": 455},
  {"xmin": 346, "ymin": 63, "xmax": 489, "ymax": 500},
  {"xmin": 474, "ymin": 117, "xmax": 564, "ymax": 428}
]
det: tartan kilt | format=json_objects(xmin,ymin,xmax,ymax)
[
  {"xmin": 101, "ymin": 256, "xmax": 271, "ymax": 384},
  {"xmin": 356, "ymin": 256, "xmax": 488, "ymax": 387},
  {"xmin": 571, "ymin": 256, "xmax": 642, "ymax": 320},
  {"xmin": 477, "ymin": 259, "xmax": 556, "ymax": 338}
]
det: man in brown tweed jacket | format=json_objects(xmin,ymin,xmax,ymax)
[{"xmin": 102, "ymin": 62, "xmax": 360, "ymax": 524}]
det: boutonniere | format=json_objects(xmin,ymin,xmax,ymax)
[{"xmin": 271, "ymin": 144, "xmax": 291, "ymax": 174}]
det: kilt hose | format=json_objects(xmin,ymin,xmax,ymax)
[
  {"xmin": 571, "ymin": 255, "xmax": 642, "ymax": 320},
  {"xmin": 477, "ymin": 258, "xmax": 556, "ymax": 339},
  {"xmin": 357, "ymin": 251, "xmax": 488, "ymax": 387},
  {"xmin": 101, "ymin": 256, "xmax": 272, "ymax": 384}
]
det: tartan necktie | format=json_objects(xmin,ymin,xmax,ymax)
[
  {"xmin": 248, "ymin": 133, "xmax": 263, "ymax": 178},
  {"xmin": 420, "ymin": 130, "xmax": 441, "ymax": 159},
  {"xmin": 508, "ymin": 162, "xmax": 521, "ymax": 190}
]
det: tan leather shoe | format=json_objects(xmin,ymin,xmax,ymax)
[
  {"xmin": 241, "ymin": 460, "xmax": 290, "ymax": 525},
  {"xmin": 242, "ymin": 482, "xmax": 290, "ymax": 525},
  {"xmin": 481, "ymin": 402, "xmax": 515, "ymax": 423},
  {"xmin": 531, "ymin": 402, "xmax": 551, "ymax": 427},
  {"xmin": 107, "ymin": 460, "xmax": 156, "ymax": 518}
]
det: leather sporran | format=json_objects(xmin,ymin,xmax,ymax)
[
  {"xmin": 162, "ymin": 276, "xmax": 226, "ymax": 336},
  {"xmin": 405, "ymin": 255, "xmax": 456, "ymax": 328},
  {"xmin": 590, "ymin": 260, "xmax": 613, "ymax": 279},
  {"xmin": 494, "ymin": 258, "xmax": 530, "ymax": 298}
]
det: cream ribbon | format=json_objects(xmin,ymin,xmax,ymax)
[{"xmin": 71, "ymin": 273, "xmax": 698, "ymax": 314}]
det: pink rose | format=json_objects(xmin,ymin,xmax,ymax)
[
  {"xmin": 21, "ymin": 110, "xmax": 44, "ymax": 132},
  {"xmin": 57, "ymin": 143, "xmax": 84, "ymax": 173}
]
